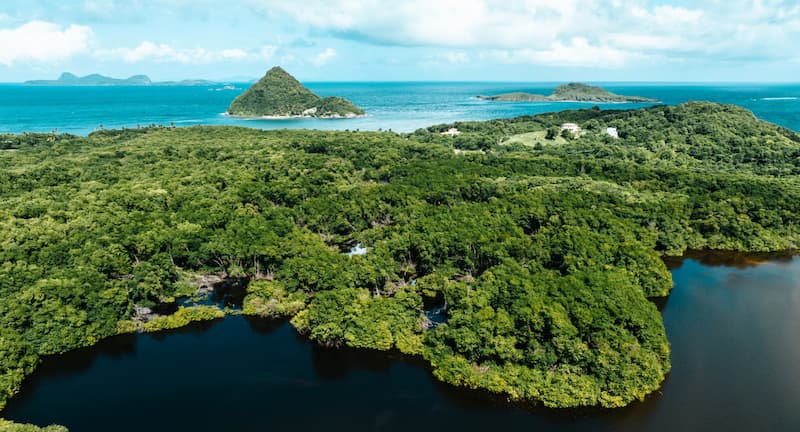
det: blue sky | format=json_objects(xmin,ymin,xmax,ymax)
[{"xmin": 0, "ymin": 0, "xmax": 798, "ymax": 82}]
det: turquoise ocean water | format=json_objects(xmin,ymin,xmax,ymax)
[{"xmin": 1, "ymin": 82, "xmax": 799, "ymax": 135}]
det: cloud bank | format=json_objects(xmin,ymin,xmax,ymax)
[
  {"xmin": 1, "ymin": 0, "xmax": 797, "ymax": 79},
  {"xmin": 0, "ymin": 21, "xmax": 92, "ymax": 66},
  {"xmin": 311, "ymin": 48, "xmax": 337, "ymax": 66},
  {"xmin": 94, "ymin": 41, "xmax": 278, "ymax": 64},
  {"xmin": 251, "ymin": 0, "xmax": 800, "ymax": 68}
]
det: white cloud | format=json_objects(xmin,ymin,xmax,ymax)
[
  {"xmin": 311, "ymin": 47, "xmax": 336, "ymax": 66},
  {"xmin": 259, "ymin": 45, "xmax": 278, "ymax": 60},
  {"xmin": 423, "ymin": 51, "xmax": 470, "ymax": 66},
  {"xmin": 650, "ymin": 5, "xmax": 703, "ymax": 24},
  {"xmin": 96, "ymin": 42, "xmax": 280, "ymax": 64},
  {"xmin": 250, "ymin": 0, "xmax": 800, "ymax": 68},
  {"xmin": 0, "ymin": 21, "xmax": 92, "ymax": 66},
  {"xmin": 490, "ymin": 38, "xmax": 636, "ymax": 68},
  {"xmin": 79, "ymin": 0, "xmax": 218, "ymax": 22},
  {"xmin": 253, "ymin": 0, "xmax": 579, "ymax": 49},
  {"xmin": 82, "ymin": 0, "xmax": 127, "ymax": 19},
  {"xmin": 100, "ymin": 41, "xmax": 204, "ymax": 63},
  {"xmin": 280, "ymin": 53, "xmax": 297, "ymax": 65},
  {"xmin": 221, "ymin": 48, "xmax": 249, "ymax": 60},
  {"xmin": 443, "ymin": 51, "xmax": 469, "ymax": 64},
  {"xmin": 605, "ymin": 34, "xmax": 685, "ymax": 52}
]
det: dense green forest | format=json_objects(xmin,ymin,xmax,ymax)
[{"xmin": 1, "ymin": 102, "xmax": 799, "ymax": 426}]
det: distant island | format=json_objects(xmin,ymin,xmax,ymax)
[
  {"xmin": 226, "ymin": 66, "xmax": 365, "ymax": 119},
  {"xmin": 24, "ymin": 72, "xmax": 217, "ymax": 87},
  {"xmin": 478, "ymin": 83, "xmax": 657, "ymax": 103}
]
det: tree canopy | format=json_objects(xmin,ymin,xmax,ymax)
[{"xmin": 1, "ymin": 102, "xmax": 798, "ymax": 422}]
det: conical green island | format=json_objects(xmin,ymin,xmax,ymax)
[{"xmin": 227, "ymin": 67, "xmax": 365, "ymax": 118}]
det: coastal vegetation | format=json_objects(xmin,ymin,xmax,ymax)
[
  {"xmin": 478, "ymin": 83, "xmax": 656, "ymax": 103},
  {"xmin": 1, "ymin": 102, "xmax": 798, "ymax": 424},
  {"xmin": 0, "ymin": 419, "xmax": 66, "ymax": 432},
  {"xmin": 226, "ymin": 66, "xmax": 365, "ymax": 118}
]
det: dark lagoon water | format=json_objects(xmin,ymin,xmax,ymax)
[
  {"xmin": 5, "ymin": 255, "xmax": 800, "ymax": 431},
  {"xmin": 1, "ymin": 82, "xmax": 799, "ymax": 135}
]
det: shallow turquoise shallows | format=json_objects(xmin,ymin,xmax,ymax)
[{"xmin": 1, "ymin": 82, "xmax": 799, "ymax": 135}]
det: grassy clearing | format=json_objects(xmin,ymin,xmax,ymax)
[{"xmin": 502, "ymin": 130, "xmax": 569, "ymax": 147}]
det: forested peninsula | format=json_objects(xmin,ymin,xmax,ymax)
[
  {"xmin": 226, "ymin": 67, "xmax": 365, "ymax": 118},
  {"xmin": 479, "ymin": 83, "xmax": 656, "ymax": 103},
  {"xmin": 2, "ymin": 102, "xmax": 800, "ymax": 428}
]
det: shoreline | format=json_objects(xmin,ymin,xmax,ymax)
[
  {"xmin": 2, "ymin": 247, "xmax": 796, "ymax": 415},
  {"xmin": 662, "ymin": 248, "xmax": 798, "ymax": 269},
  {"xmin": 477, "ymin": 96, "xmax": 659, "ymax": 104},
  {"xmin": 223, "ymin": 112, "xmax": 367, "ymax": 120},
  {"xmin": 4, "ymin": 248, "xmax": 797, "ymax": 429}
]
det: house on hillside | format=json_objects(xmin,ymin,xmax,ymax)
[
  {"xmin": 561, "ymin": 123, "xmax": 581, "ymax": 134},
  {"xmin": 440, "ymin": 128, "xmax": 461, "ymax": 137},
  {"xmin": 605, "ymin": 127, "xmax": 619, "ymax": 138}
]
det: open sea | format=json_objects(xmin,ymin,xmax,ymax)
[{"xmin": 1, "ymin": 82, "xmax": 799, "ymax": 135}]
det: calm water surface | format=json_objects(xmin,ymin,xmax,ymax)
[
  {"xmin": 5, "ymin": 255, "xmax": 800, "ymax": 431},
  {"xmin": 1, "ymin": 82, "xmax": 799, "ymax": 135}
]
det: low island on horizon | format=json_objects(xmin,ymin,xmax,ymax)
[
  {"xmin": 478, "ymin": 83, "xmax": 657, "ymax": 103},
  {"xmin": 24, "ymin": 72, "xmax": 218, "ymax": 87}
]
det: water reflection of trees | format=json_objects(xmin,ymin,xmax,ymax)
[
  {"xmin": 147, "ymin": 318, "xmax": 222, "ymax": 341},
  {"xmin": 37, "ymin": 334, "xmax": 138, "ymax": 378},
  {"xmin": 662, "ymin": 250, "xmax": 796, "ymax": 270},
  {"xmin": 243, "ymin": 316, "xmax": 285, "ymax": 335}
]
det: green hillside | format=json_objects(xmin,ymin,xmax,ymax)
[
  {"xmin": 551, "ymin": 83, "xmax": 655, "ymax": 102},
  {"xmin": 479, "ymin": 83, "xmax": 656, "ymax": 103},
  {"xmin": 227, "ymin": 67, "xmax": 364, "ymax": 118}
]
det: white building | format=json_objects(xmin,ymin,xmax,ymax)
[
  {"xmin": 346, "ymin": 244, "xmax": 367, "ymax": 257},
  {"xmin": 561, "ymin": 123, "xmax": 581, "ymax": 134},
  {"xmin": 605, "ymin": 127, "xmax": 619, "ymax": 138},
  {"xmin": 440, "ymin": 128, "xmax": 461, "ymax": 137}
]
